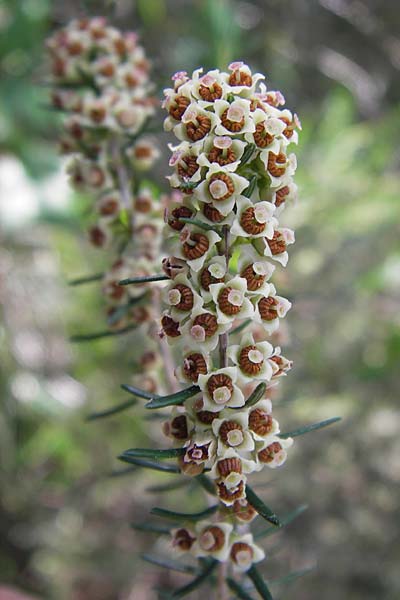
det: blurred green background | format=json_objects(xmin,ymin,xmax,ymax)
[{"xmin": 0, "ymin": 0, "xmax": 399, "ymax": 599}]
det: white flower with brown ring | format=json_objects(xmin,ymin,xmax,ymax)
[
  {"xmin": 214, "ymin": 98, "xmax": 255, "ymax": 137},
  {"xmin": 197, "ymin": 366, "xmax": 245, "ymax": 412},
  {"xmin": 227, "ymin": 332, "xmax": 276, "ymax": 384},
  {"xmin": 162, "ymin": 273, "xmax": 203, "ymax": 322},
  {"xmin": 254, "ymin": 435, "xmax": 293, "ymax": 470},
  {"xmin": 195, "ymin": 164, "xmax": 248, "ymax": 217},
  {"xmin": 229, "ymin": 533, "xmax": 265, "ymax": 572},
  {"xmin": 191, "ymin": 520, "xmax": 233, "ymax": 562},
  {"xmin": 253, "ymin": 283, "xmax": 292, "ymax": 334},
  {"xmin": 212, "ymin": 409, "xmax": 254, "ymax": 456},
  {"xmin": 231, "ymin": 198, "xmax": 277, "ymax": 240},
  {"xmin": 209, "ymin": 276, "xmax": 254, "ymax": 325}
]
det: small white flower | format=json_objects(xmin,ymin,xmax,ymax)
[
  {"xmin": 191, "ymin": 520, "xmax": 233, "ymax": 562},
  {"xmin": 197, "ymin": 367, "xmax": 245, "ymax": 412},
  {"xmin": 253, "ymin": 283, "xmax": 292, "ymax": 334},
  {"xmin": 229, "ymin": 533, "xmax": 265, "ymax": 572},
  {"xmin": 231, "ymin": 198, "xmax": 277, "ymax": 239},
  {"xmin": 254, "ymin": 435, "xmax": 293, "ymax": 469},
  {"xmin": 227, "ymin": 332, "xmax": 276, "ymax": 384},
  {"xmin": 209, "ymin": 276, "xmax": 254, "ymax": 325},
  {"xmin": 212, "ymin": 410, "xmax": 255, "ymax": 456}
]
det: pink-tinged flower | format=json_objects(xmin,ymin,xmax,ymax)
[
  {"xmin": 237, "ymin": 245, "xmax": 275, "ymax": 296},
  {"xmin": 162, "ymin": 273, "xmax": 203, "ymax": 322},
  {"xmin": 209, "ymin": 276, "xmax": 254, "ymax": 325},
  {"xmin": 195, "ymin": 164, "xmax": 248, "ymax": 217},
  {"xmin": 212, "ymin": 409, "xmax": 254, "ymax": 456},
  {"xmin": 231, "ymin": 198, "xmax": 277, "ymax": 239},
  {"xmin": 255, "ymin": 227, "xmax": 295, "ymax": 267},
  {"xmin": 254, "ymin": 435, "xmax": 293, "ymax": 470},
  {"xmin": 180, "ymin": 306, "xmax": 230, "ymax": 353},
  {"xmin": 253, "ymin": 283, "xmax": 292, "ymax": 334},
  {"xmin": 191, "ymin": 521, "xmax": 233, "ymax": 561},
  {"xmin": 197, "ymin": 367, "xmax": 245, "ymax": 412},
  {"xmin": 229, "ymin": 534, "xmax": 265, "ymax": 572}
]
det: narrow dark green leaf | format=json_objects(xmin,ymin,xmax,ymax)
[
  {"xmin": 117, "ymin": 455, "xmax": 180, "ymax": 473},
  {"xmin": 247, "ymin": 566, "xmax": 273, "ymax": 600},
  {"xmin": 255, "ymin": 505, "xmax": 308, "ymax": 540},
  {"xmin": 151, "ymin": 504, "xmax": 218, "ymax": 522},
  {"xmin": 171, "ymin": 559, "xmax": 217, "ymax": 598},
  {"xmin": 242, "ymin": 176, "xmax": 258, "ymax": 198},
  {"xmin": 145, "ymin": 385, "xmax": 200, "ymax": 409},
  {"xmin": 240, "ymin": 143, "xmax": 256, "ymax": 166},
  {"xmin": 131, "ymin": 522, "xmax": 172, "ymax": 534},
  {"xmin": 119, "ymin": 273, "xmax": 169, "ymax": 285},
  {"xmin": 108, "ymin": 466, "xmax": 137, "ymax": 477},
  {"xmin": 120, "ymin": 447, "xmax": 185, "ymax": 460},
  {"xmin": 269, "ymin": 566, "xmax": 314, "ymax": 587},
  {"xmin": 178, "ymin": 217, "xmax": 219, "ymax": 231},
  {"xmin": 121, "ymin": 383, "xmax": 159, "ymax": 400},
  {"xmin": 227, "ymin": 577, "xmax": 255, "ymax": 600},
  {"xmin": 86, "ymin": 398, "xmax": 137, "ymax": 421},
  {"xmin": 244, "ymin": 383, "xmax": 267, "ymax": 408},
  {"xmin": 68, "ymin": 272, "xmax": 104, "ymax": 286},
  {"xmin": 107, "ymin": 293, "xmax": 148, "ymax": 326},
  {"xmin": 141, "ymin": 553, "xmax": 197, "ymax": 575},
  {"xmin": 279, "ymin": 417, "xmax": 341, "ymax": 439},
  {"xmin": 246, "ymin": 486, "xmax": 281, "ymax": 527},
  {"xmin": 230, "ymin": 318, "xmax": 252, "ymax": 336},
  {"xmin": 70, "ymin": 324, "xmax": 136, "ymax": 342},
  {"xmin": 195, "ymin": 474, "xmax": 216, "ymax": 495},
  {"xmin": 146, "ymin": 478, "xmax": 189, "ymax": 493}
]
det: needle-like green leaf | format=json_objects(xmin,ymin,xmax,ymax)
[
  {"xmin": 269, "ymin": 566, "xmax": 315, "ymax": 587},
  {"xmin": 244, "ymin": 383, "xmax": 267, "ymax": 408},
  {"xmin": 195, "ymin": 474, "xmax": 216, "ymax": 495},
  {"xmin": 68, "ymin": 272, "xmax": 104, "ymax": 286},
  {"xmin": 146, "ymin": 478, "xmax": 190, "ymax": 493},
  {"xmin": 117, "ymin": 455, "xmax": 180, "ymax": 473},
  {"xmin": 131, "ymin": 522, "xmax": 172, "ymax": 534},
  {"xmin": 254, "ymin": 505, "xmax": 308, "ymax": 540},
  {"xmin": 119, "ymin": 273, "xmax": 169, "ymax": 285},
  {"xmin": 145, "ymin": 385, "xmax": 201, "ymax": 409},
  {"xmin": 170, "ymin": 559, "xmax": 218, "ymax": 598},
  {"xmin": 227, "ymin": 577, "xmax": 255, "ymax": 599},
  {"xmin": 150, "ymin": 504, "xmax": 218, "ymax": 521},
  {"xmin": 230, "ymin": 318, "xmax": 252, "ymax": 336},
  {"xmin": 141, "ymin": 553, "xmax": 197, "ymax": 575},
  {"xmin": 247, "ymin": 566, "xmax": 273, "ymax": 600},
  {"xmin": 242, "ymin": 175, "xmax": 258, "ymax": 198},
  {"xmin": 120, "ymin": 447, "xmax": 185, "ymax": 460},
  {"xmin": 279, "ymin": 417, "xmax": 341, "ymax": 439},
  {"xmin": 178, "ymin": 217, "xmax": 220, "ymax": 231},
  {"xmin": 86, "ymin": 398, "xmax": 137, "ymax": 421},
  {"xmin": 246, "ymin": 486, "xmax": 281, "ymax": 527},
  {"xmin": 107, "ymin": 294, "xmax": 148, "ymax": 326},
  {"xmin": 70, "ymin": 324, "xmax": 137, "ymax": 342},
  {"xmin": 240, "ymin": 143, "xmax": 256, "ymax": 165}
]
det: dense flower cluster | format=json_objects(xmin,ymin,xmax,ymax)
[
  {"xmin": 47, "ymin": 18, "xmax": 163, "ymax": 338},
  {"xmin": 161, "ymin": 63, "xmax": 300, "ymax": 569}
]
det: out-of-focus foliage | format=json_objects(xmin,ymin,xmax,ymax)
[{"xmin": 0, "ymin": 1, "xmax": 399, "ymax": 599}]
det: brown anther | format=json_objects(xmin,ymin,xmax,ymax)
[
  {"xmin": 202, "ymin": 203, "xmax": 225, "ymax": 223},
  {"xmin": 218, "ymin": 421, "xmax": 243, "ymax": 445},
  {"xmin": 218, "ymin": 287, "xmax": 242, "ymax": 315},
  {"xmin": 217, "ymin": 480, "xmax": 245, "ymax": 502},
  {"xmin": 177, "ymin": 155, "xmax": 199, "ymax": 179},
  {"xmin": 173, "ymin": 528, "xmax": 196, "ymax": 551},
  {"xmin": 99, "ymin": 61, "xmax": 115, "ymax": 77},
  {"xmin": 199, "ymin": 83, "xmax": 223, "ymax": 101},
  {"xmin": 134, "ymin": 145, "xmax": 153, "ymax": 159},
  {"xmin": 170, "ymin": 415, "xmax": 189, "ymax": 440},
  {"xmin": 178, "ymin": 457, "xmax": 204, "ymax": 476},
  {"xmin": 258, "ymin": 441, "xmax": 283, "ymax": 463},
  {"xmin": 89, "ymin": 226, "xmax": 106, "ymax": 247},
  {"xmin": 140, "ymin": 351, "xmax": 157, "ymax": 367},
  {"xmin": 230, "ymin": 542, "xmax": 254, "ymax": 564},
  {"xmin": 67, "ymin": 40, "xmax": 84, "ymax": 56},
  {"xmin": 186, "ymin": 443, "xmax": 209, "ymax": 462},
  {"xmin": 99, "ymin": 198, "xmax": 119, "ymax": 216},
  {"xmin": 240, "ymin": 264, "xmax": 266, "ymax": 291},
  {"xmin": 168, "ymin": 206, "xmax": 193, "ymax": 231},
  {"xmin": 240, "ymin": 207, "xmax": 266, "ymax": 235},
  {"xmin": 172, "ymin": 283, "xmax": 194, "ymax": 311},
  {"xmin": 113, "ymin": 38, "xmax": 127, "ymax": 56},
  {"xmin": 200, "ymin": 526, "xmax": 226, "ymax": 551},
  {"xmin": 229, "ymin": 71, "xmax": 252, "ymax": 87},
  {"xmin": 135, "ymin": 196, "xmax": 152, "ymax": 213},
  {"xmin": 280, "ymin": 116, "xmax": 295, "ymax": 139},
  {"xmin": 183, "ymin": 353, "xmax": 208, "ymax": 382},
  {"xmin": 249, "ymin": 408, "xmax": 273, "ymax": 436},
  {"xmin": 196, "ymin": 410, "xmax": 220, "ymax": 424},
  {"xmin": 258, "ymin": 296, "xmax": 278, "ymax": 321},
  {"xmin": 207, "ymin": 146, "xmax": 237, "ymax": 166},
  {"xmin": 207, "ymin": 373, "xmax": 234, "ymax": 398},
  {"xmin": 253, "ymin": 122, "xmax": 274, "ymax": 148},
  {"xmin": 182, "ymin": 232, "xmax": 209, "ymax": 260},
  {"xmin": 217, "ymin": 457, "xmax": 242, "ymax": 477},
  {"xmin": 209, "ymin": 173, "xmax": 235, "ymax": 201},
  {"xmin": 169, "ymin": 95, "xmax": 190, "ymax": 121},
  {"xmin": 267, "ymin": 152, "xmax": 287, "ymax": 177},
  {"xmin": 161, "ymin": 315, "xmax": 181, "ymax": 338},
  {"xmin": 275, "ymin": 185, "xmax": 290, "ymax": 207},
  {"xmin": 186, "ymin": 114, "xmax": 212, "ymax": 141},
  {"xmin": 89, "ymin": 106, "xmax": 106, "ymax": 123},
  {"xmin": 220, "ymin": 108, "xmax": 245, "ymax": 133},
  {"xmin": 192, "ymin": 313, "xmax": 218, "ymax": 337},
  {"xmin": 200, "ymin": 264, "xmax": 225, "ymax": 291},
  {"xmin": 267, "ymin": 231, "xmax": 286, "ymax": 255},
  {"xmin": 125, "ymin": 72, "xmax": 139, "ymax": 87},
  {"xmin": 250, "ymin": 98, "xmax": 266, "ymax": 112},
  {"xmin": 232, "ymin": 499, "xmax": 257, "ymax": 523},
  {"xmin": 239, "ymin": 345, "xmax": 264, "ymax": 375}
]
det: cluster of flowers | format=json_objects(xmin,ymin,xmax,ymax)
[
  {"xmin": 161, "ymin": 62, "xmax": 300, "ymax": 569},
  {"xmin": 47, "ymin": 18, "xmax": 163, "ymax": 337}
]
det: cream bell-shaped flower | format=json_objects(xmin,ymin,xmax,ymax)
[
  {"xmin": 209, "ymin": 448, "xmax": 257, "ymax": 484},
  {"xmin": 170, "ymin": 527, "xmax": 196, "ymax": 555},
  {"xmin": 269, "ymin": 346, "xmax": 293, "ymax": 383},
  {"xmin": 231, "ymin": 198, "xmax": 277, "ymax": 240},
  {"xmin": 223, "ymin": 61, "xmax": 265, "ymax": 97},
  {"xmin": 214, "ymin": 98, "xmax": 255, "ymax": 137},
  {"xmin": 254, "ymin": 435, "xmax": 293, "ymax": 470},
  {"xmin": 245, "ymin": 108, "xmax": 285, "ymax": 154},
  {"xmin": 255, "ymin": 227, "xmax": 295, "ymax": 267},
  {"xmin": 247, "ymin": 399, "xmax": 280, "ymax": 441},
  {"xmin": 167, "ymin": 140, "xmax": 203, "ymax": 188},
  {"xmin": 193, "ymin": 255, "xmax": 228, "ymax": 303},
  {"xmin": 191, "ymin": 520, "xmax": 233, "ymax": 562},
  {"xmin": 197, "ymin": 366, "xmax": 245, "ymax": 412},
  {"xmin": 197, "ymin": 136, "xmax": 247, "ymax": 172},
  {"xmin": 183, "ymin": 431, "xmax": 216, "ymax": 468},
  {"xmin": 190, "ymin": 68, "xmax": 228, "ymax": 104},
  {"xmin": 162, "ymin": 406, "xmax": 195, "ymax": 446},
  {"xmin": 195, "ymin": 164, "xmax": 249, "ymax": 217},
  {"xmin": 212, "ymin": 409, "xmax": 255, "ymax": 456},
  {"xmin": 173, "ymin": 103, "xmax": 220, "ymax": 143},
  {"xmin": 177, "ymin": 227, "xmax": 222, "ymax": 272},
  {"xmin": 162, "ymin": 273, "xmax": 203, "ymax": 322},
  {"xmin": 262, "ymin": 146, "xmax": 297, "ymax": 188},
  {"xmin": 95, "ymin": 190, "xmax": 122, "ymax": 220},
  {"xmin": 180, "ymin": 306, "xmax": 230, "ymax": 353},
  {"xmin": 253, "ymin": 283, "xmax": 292, "ymax": 334},
  {"xmin": 237, "ymin": 245, "xmax": 275, "ymax": 296},
  {"xmin": 174, "ymin": 348, "xmax": 211, "ymax": 385},
  {"xmin": 227, "ymin": 332, "xmax": 276, "ymax": 384},
  {"xmin": 229, "ymin": 534, "xmax": 265, "ymax": 572},
  {"xmin": 209, "ymin": 276, "xmax": 254, "ymax": 325},
  {"xmin": 269, "ymin": 178, "xmax": 298, "ymax": 215}
]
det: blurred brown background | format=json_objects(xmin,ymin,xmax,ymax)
[{"xmin": 0, "ymin": 0, "xmax": 399, "ymax": 598}]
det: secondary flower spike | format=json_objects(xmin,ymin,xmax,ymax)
[{"xmin": 161, "ymin": 62, "xmax": 301, "ymax": 574}]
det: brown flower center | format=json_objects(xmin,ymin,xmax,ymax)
[
  {"xmin": 207, "ymin": 146, "xmax": 237, "ymax": 166},
  {"xmin": 267, "ymin": 152, "xmax": 287, "ymax": 177},
  {"xmin": 161, "ymin": 315, "xmax": 181, "ymax": 338},
  {"xmin": 168, "ymin": 206, "xmax": 193, "ymax": 231},
  {"xmin": 177, "ymin": 155, "xmax": 199, "ymax": 179},
  {"xmin": 240, "ymin": 207, "xmax": 266, "ymax": 235},
  {"xmin": 258, "ymin": 296, "xmax": 278, "ymax": 320},
  {"xmin": 196, "ymin": 410, "xmax": 220, "ymax": 424},
  {"xmin": 135, "ymin": 196, "xmax": 152, "ymax": 212},
  {"xmin": 267, "ymin": 231, "xmax": 286, "ymax": 255},
  {"xmin": 200, "ymin": 265, "xmax": 225, "ymax": 291},
  {"xmin": 202, "ymin": 203, "xmax": 225, "ymax": 223},
  {"xmin": 170, "ymin": 415, "xmax": 189, "ymax": 440},
  {"xmin": 258, "ymin": 441, "xmax": 282, "ymax": 463},
  {"xmin": 173, "ymin": 528, "xmax": 195, "ymax": 551},
  {"xmin": 209, "ymin": 173, "xmax": 235, "ymax": 201},
  {"xmin": 218, "ymin": 287, "xmax": 242, "ymax": 315},
  {"xmin": 199, "ymin": 83, "xmax": 223, "ymax": 101},
  {"xmin": 207, "ymin": 373, "xmax": 234, "ymax": 397},
  {"xmin": 239, "ymin": 345, "xmax": 264, "ymax": 375},
  {"xmin": 232, "ymin": 499, "xmax": 257, "ymax": 522},
  {"xmin": 171, "ymin": 283, "xmax": 194, "ymax": 311},
  {"xmin": 218, "ymin": 420, "xmax": 243, "ymax": 446},
  {"xmin": 169, "ymin": 95, "xmax": 190, "ymax": 120},
  {"xmin": 230, "ymin": 542, "xmax": 254, "ymax": 564},
  {"xmin": 217, "ymin": 480, "xmax": 245, "ymax": 503},
  {"xmin": 221, "ymin": 108, "xmax": 245, "ymax": 132},
  {"xmin": 193, "ymin": 313, "xmax": 218, "ymax": 337},
  {"xmin": 229, "ymin": 71, "xmax": 252, "ymax": 87},
  {"xmin": 186, "ymin": 114, "xmax": 212, "ymax": 141},
  {"xmin": 217, "ymin": 457, "xmax": 242, "ymax": 477},
  {"xmin": 240, "ymin": 264, "xmax": 266, "ymax": 291},
  {"xmin": 253, "ymin": 122, "xmax": 274, "ymax": 148},
  {"xmin": 199, "ymin": 526, "xmax": 225, "ymax": 552},
  {"xmin": 249, "ymin": 408, "xmax": 273, "ymax": 436},
  {"xmin": 182, "ymin": 232, "xmax": 209, "ymax": 260},
  {"xmin": 275, "ymin": 185, "xmax": 290, "ymax": 207},
  {"xmin": 183, "ymin": 353, "xmax": 208, "ymax": 382}
]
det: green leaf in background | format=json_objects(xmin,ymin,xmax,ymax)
[
  {"xmin": 146, "ymin": 478, "xmax": 190, "ymax": 493},
  {"xmin": 170, "ymin": 558, "xmax": 218, "ymax": 598},
  {"xmin": 117, "ymin": 455, "xmax": 180, "ymax": 473},
  {"xmin": 269, "ymin": 566, "xmax": 315, "ymax": 587},
  {"xmin": 145, "ymin": 385, "xmax": 201, "ymax": 409},
  {"xmin": 119, "ymin": 273, "xmax": 169, "ymax": 285},
  {"xmin": 247, "ymin": 565, "xmax": 274, "ymax": 600},
  {"xmin": 141, "ymin": 553, "xmax": 197, "ymax": 575},
  {"xmin": 68, "ymin": 272, "xmax": 104, "ymax": 286},
  {"xmin": 246, "ymin": 486, "xmax": 281, "ymax": 527},
  {"xmin": 230, "ymin": 318, "xmax": 252, "ymax": 336},
  {"xmin": 227, "ymin": 577, "xmax": 255, "ymax": 600},
  {"xmin": 120, "ymin": 447, "xmax": 185, "ymax": 460},
  {"xmin": 279, "ymin": 417, "xmax": 341, "ymax": 439},
  {"xmin": 86, "ymin": 398, "xmax": 137, "ymax": 421},
  {"xmin": 150, "ymin": 504, "xmax": 218, "ymax": 521},
  {"xmin": 70, "ymin": 324, "xmax": 137, "ymax": 342},
  {"xmin": 244, "ymin": 383, "xmax": 267, "ymax": 408},
  {"xmin": 131, "ymin": 522, "xmax": 172, "ymax": 534},
  {"xmin": 255, "ymin": 505, "xmax": 308, "ymax": 540}
]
